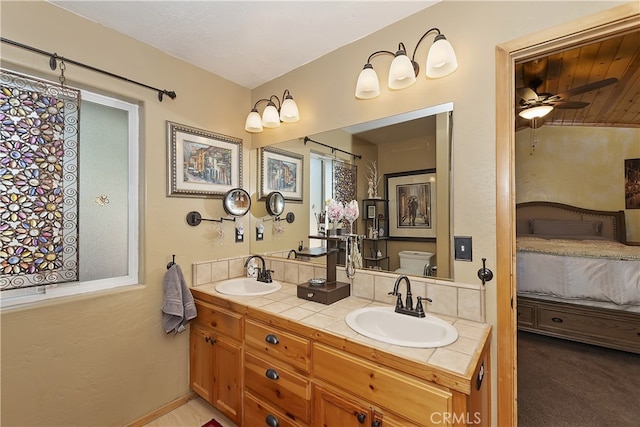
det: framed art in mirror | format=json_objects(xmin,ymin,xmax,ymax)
[
  {"xmin": 167, "ymin": 121, "xmax": 242, "ymax": 197},
  {"xmin": 259, "ymin": 146, "xmax": 303, "ymax": 202},
  {"xmin": 385, "ymin": 169, "xmax": 436, "ymax": 240}
]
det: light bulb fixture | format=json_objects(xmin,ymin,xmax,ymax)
[
  {"xmin": 245, "ymin": 89, "xmax": 299, "ymax": 133},
  {"xmin": 518, "ymin": 105, "xmax": 553, "ymax": 120},
  {"xmin": 355, "ymin": 27, "xmax": 457, "ymax": 100}
]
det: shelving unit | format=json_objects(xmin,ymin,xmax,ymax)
[{"xmin": 361, "ymin": 198, "xmax": 389, "ymax": 270}]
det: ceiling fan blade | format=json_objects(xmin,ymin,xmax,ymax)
[
  {"xmin": 552, "ymin": 77, "xmax": 619, "ymax": 100},
  {"xmin": 517, "ymin": 87, "xmax": 538, "ymax": 102},
  {"xmin": 552, "ymin": 101, "xmax": 590, "ymax": 109}
]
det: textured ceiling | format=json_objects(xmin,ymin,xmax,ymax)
[{"xmin": 48, "ymin": 0, "xmax": 438, "ymax": 89}]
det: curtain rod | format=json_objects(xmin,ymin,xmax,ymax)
[
  {"xmin": 1, "ymin": 37, "xmax": 177, "ymax": 102},
  {"xmin": 303, "ymin": 136, "xmax": 362, "ymax": 160}
]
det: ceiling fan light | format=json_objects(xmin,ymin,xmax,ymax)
[
  {"xmin": 262, "ymin": 103, "xmax": 281, "ymax": 128},
  {"xmin": 355, "ymin": 64, "xmax": 380, "ymax": 99},
  {"xmin": 388, "ymin": 52, "xmax": 416, "ymax": 90},
  {"xmin": 519, "ymin": 105, "xmax": 553, "ymax": 120},
  {"xmin": 426, "ymin": 34, "xmax": 458, "ymax": 78},
  {"xmin": 245, "ymin": 109, "xmax": 263, "ymax": 133}
]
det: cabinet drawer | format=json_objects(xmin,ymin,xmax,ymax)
[
  {"xmin": 537, "ymin": 307, "xmax": 640, "ymax": 343},
  {"xmin": 245, "ymin": 391, "xmax": 307, "ymax": 427},
  {"xmin": 313, "ymin": 343, "xmax": 452, "ymax": 425},
  {"xmin": 193, "ymin": 300, "xmax": 242, "ymax": 341},
  {"xmin": 245, "ymin": 352, "xmax": 311, "ymax": 424},
  {"xmin": 517, "ymin": 302, "xmax": 534, "ymax": 327},
  {"xmin": 245, "ymin": 319, "xmax": 311, "ymax": 372}
]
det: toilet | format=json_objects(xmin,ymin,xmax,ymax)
[{"xmin": 394, "ymin": 250, "xmax": 435, "ymax": 277}]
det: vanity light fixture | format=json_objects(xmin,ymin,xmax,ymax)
[
  {"xmin": 518, "ymin": 105, "xmax": 554, "ymax": 120},
  {"xmin": 245, "ymin": 89, "xmax": 299, "ymax": 133},
  {"xmin": 355, "ymin": 27, "xmax": 458, "ymax": 99}
]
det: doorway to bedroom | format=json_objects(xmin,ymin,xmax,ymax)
[{"xmin": 495, "ymin": 5, "xmax": 640, "ymax": 425}]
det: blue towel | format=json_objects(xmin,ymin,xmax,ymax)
[{"xmin": 162, "ymin": 264, "xmax": 197, "ymax": 334}]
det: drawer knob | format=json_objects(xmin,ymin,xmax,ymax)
[
  {"xmin": 265, "ymin": 368, "xmax": 279, "ymax": 380},
  {"xmin": 356, "ymin": 412, "xmax": 367, "ymax": 423},
  {"xmin": 265, "ymin": 414, "xmax": 279, "ymax": 427},
  {"xmin": 551, "ymin": 317, "xmax": 563, "ymax": 323},
  {"xmin": 265, "ymin": 334, "xmax": 279, "ymax": 345}
]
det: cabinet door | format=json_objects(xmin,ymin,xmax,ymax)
[
  {"xmin": 213, "ymin": 335, "xmax": 242, "ymax": 425},
  {"xmin": 313, "ymin": 385, "xmax": 370, "ymax": 427},
  {"xmin": 190, "ymin": 324, "xmax": 214, "ymax": 403}
]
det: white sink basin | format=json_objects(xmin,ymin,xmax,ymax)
[
  {"xmin": 345, "ymin": 306, "xmax": 458, "ymax": 348},
  {"xmin": 214, "ymin": 277, "xmax": 282, "ymax": 296}
]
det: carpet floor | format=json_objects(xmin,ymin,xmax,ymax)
[{"xmin": 517, "ymin": 331, "xmax": 640, "ymax": 427}]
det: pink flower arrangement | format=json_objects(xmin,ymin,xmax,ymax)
[
  {"xmin": 344, "ymin": 200, "xmax": 359, "ymax": 222},
  {"xmin": 326, "ymin": 199, "xmax": 344, "ymax": 223}
]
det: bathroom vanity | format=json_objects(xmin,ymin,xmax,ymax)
[{"xmin": 189, "ymin": 280, "xmax": 491, "ymax": 426}]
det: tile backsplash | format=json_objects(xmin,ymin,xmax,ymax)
[{"xmin": 192, "ymin": 254, "xmax": 485, "ymax": 323}]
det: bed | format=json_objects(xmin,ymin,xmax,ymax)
[{"xmin": 515, "ymin": 201, "xmax": 640, "ymax": 354}]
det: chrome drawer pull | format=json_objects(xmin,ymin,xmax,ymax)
[
  {"xmin": 265, "ymin": 368, "xmax": 279, "ymax": 380},
  {"xmin": 265, "ymin": 414, "xmax": 279, "ymax": 427},
  {"xmin": 265, "ymin": 334, "xmax": 279, "ymax": 345}
]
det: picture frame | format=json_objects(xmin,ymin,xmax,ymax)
[
  {"xmin": 385, "ymin": 169, "xmax": 436, "ymax": 240},
  {"xmin": 167, "ymin": 121, "xmax": 242, "ymax": 198},
  {"xmin": 367, "ymin": 205, "xmax": 376, "ymax": 219},
  {"xmin": 259, "ymin": 146, "xmax": 303, "ymax": 202}
]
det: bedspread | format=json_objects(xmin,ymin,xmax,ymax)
[
  {"xmin": 516, "ymin": 237, "xmax": 640, "ymax": 306},
  {"xmin": 516, "ymin": 236, "xmax": 640, "ymax": 261}
]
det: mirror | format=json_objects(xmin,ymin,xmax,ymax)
[
  {"xmin": 223, "ymin": 188, "xmax": 251, "ymax": 217},
  {"xmin": 250, "ymin": 103, "xmax": 453, "ymax": 280},
  {"xmin": 266, "ymin": 191, "xmax": 285, "ymax": 216}
]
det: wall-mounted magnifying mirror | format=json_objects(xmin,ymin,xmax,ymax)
[
  {"xmin": 266, "ymin": 191, "xmax": 285, "ymax": 217},
  {"xmin": 223, "ymin": 188, "xmax": 251, "ymax": 217}
]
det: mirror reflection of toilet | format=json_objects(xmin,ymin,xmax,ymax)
[{"xmin": 394, "ymin": 250, "xmax": 435, "ymax": 277}]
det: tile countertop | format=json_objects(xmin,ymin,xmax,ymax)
[{"xmin": 191, "ymin": 280, "xmax": 491, "ymax": 395}]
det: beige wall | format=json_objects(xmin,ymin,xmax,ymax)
[
  {"xmin": 0, "ymin": 1, "xmax": 630, "ymax": 426},
  {"xmin": 516, "ymin": 126, "xmax": 640, "ymax": 242},
  {"xmin": 0, "ymin": 1, "xmax": 251, "ymax": 425}
]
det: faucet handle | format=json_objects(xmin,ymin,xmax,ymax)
[{"xmin": 415, "ymin": 296, "xmax": 432, "ymax": 317}]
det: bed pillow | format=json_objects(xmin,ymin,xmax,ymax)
[{"xmin": 529, "ymin": 218, "xmax": 602, "ymax": 236}]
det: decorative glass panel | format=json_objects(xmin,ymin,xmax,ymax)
[{"xmin": 0, "ymin": 69, "xmax": 80, "ymax": 290}]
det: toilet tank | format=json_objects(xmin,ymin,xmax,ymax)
[{"xmin": 397, "ymin": 250, "xmax": 434, "ymax": 276}]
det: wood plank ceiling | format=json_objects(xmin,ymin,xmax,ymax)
[{"xmin": 515, "ymin": 30, "xmax": 640, "ymax": 129}]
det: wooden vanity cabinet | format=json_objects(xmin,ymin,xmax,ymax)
[
  {"xmin": 313, "ymin": 383, "xmax": 421, "ymax": 427},
  {"xmin": 189, "ymin": 292, "xmax": 490, "ymax": 427},
  {"xmin": 243, "ymin": 319, "xmax": 312, "ymax": 426},
  {"xmin": 189, "ymin": 300, "xmax": 243, "ymax": 425}
]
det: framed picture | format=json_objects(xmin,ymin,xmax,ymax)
[
  {"xmin": 259, "ymin": 146, "xmax": 303, "ymax": 202},
  {"xmin": 385, "ymin": 169, "xmax": 436, "ymax": 240},
  {"xmin": 625, "ymin": 158, "xmax": 640, "ymax": 209},
  {"xmin": 367, "ymin": 205, "xmax": 376, "ymax": 219},
  {"xmin": 167, "ymin": 121, "xmax": 242, "ymax": 197}
]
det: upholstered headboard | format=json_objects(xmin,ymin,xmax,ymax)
[{"xmin": 516, "ymin": 201, "xmax": 627, "ymax": 244}]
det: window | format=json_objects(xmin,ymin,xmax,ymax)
[{"xmin": 0, "ymin": 88, "xmax": 139, "ymax": 308}]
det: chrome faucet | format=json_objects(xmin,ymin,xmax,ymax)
[
  {"xmin": 287, "ymin": 249, "xmax": 297, "ymax": 259},
  {"xmin": 389, "ymin": 275, "xmax": 431, "ymax": 318},
  {"xmin": 244, "ymin": 255, "xmax": 272, "ymax": 283}
]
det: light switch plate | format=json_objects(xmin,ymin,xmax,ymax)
[{"xmin": 454, "ymin": 236, "xmax": 473, "ymax": 261}]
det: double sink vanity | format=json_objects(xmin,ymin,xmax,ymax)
[{"xmin": 189, "ymin": 256, "xmax": 491, "ymax": 427}]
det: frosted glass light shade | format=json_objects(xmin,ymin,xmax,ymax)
[
  {"xmin": 519, "ymin": 105, "xmax": 553, "ymax": 119},
  {"xmin": 388, "ymin": 54, "xmax": 416, "ymax": 90},
  {"xmin": 355, "ymin": 64, "xmax": 380, "ymax": 99},
  {"xmin": 426, "ymin": 36, "xmax": 458, "ymax": 78},
  {"xmin": 280, "ymin": 97, "xmax": 299, "ymax": 123},
  {"xmin": 262, "ymin": 103, "xmax": 281, "ymax": 128},
  {"xmin": 245, "ymin": 109, "xmax": 263, "ymax": 133}
]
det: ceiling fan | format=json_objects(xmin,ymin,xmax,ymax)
[{"xmin": 516, "ymin": 76, "xmax": 619, "ymax": 126}]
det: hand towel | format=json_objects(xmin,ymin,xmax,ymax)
[{"xmin": 162, "ymin": 264, "xmax": 197, "ymax": 334}]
